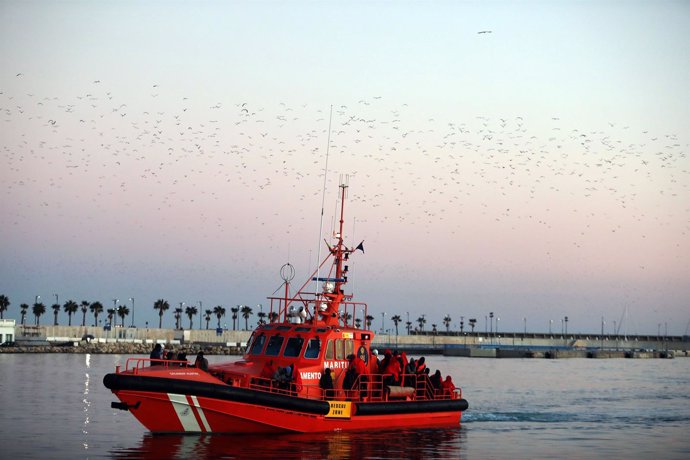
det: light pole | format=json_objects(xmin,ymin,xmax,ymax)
[
  {"xmin": 54, "ymin": 293, "xmax": 59, "ymax": 306},
  {"xmin": 523, "ymin": 317, "xmax": 527, "ymax": 335},
  {"xmin": 112, "ymin": 299, "xmax": 119, "ymax": 338},
  {"xmin": 129, "ymin": 298, "xmax": 134, "ymax": 327},
  {"xmin": 564, "ymin": 316, "xmax": 569, "ymax": 336},
  {"xmin": 496, "ymin": 317, "xmax": 500, "ymax": 344},
  {"xmin": 381, "ymin": 312, "xmax": 386, "ymax": 334},
  {"xmin": 549, "ymin": 319, "xmax": 553, "ymax": 335},
  {"xmin": 489, "ymin": 312, "xmax": 494, "ymax": 337},
  {"xmin": 35, "ymin": 295, "xmax": 40, "ymax": 305},
  {"xmin": 199, "ymin": 301, "xmax": 203, "ymax": 329},
  {"xmin": 601, "ymin": 317, "xmax": 605, "ymax": 351}
]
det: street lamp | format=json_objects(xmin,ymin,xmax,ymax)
[
  {"xmin": 489, "ymin": 312, "xmax": 494, "ymax": 336},
  {"xmin": 198, "ymin": 301, "xmax": 203, "ymax": 329},
  {"xmin": 496, "ymin": 317, "xmax": 500, "ymax": 342},
  {"xmin": 549, "ymin": 319, "xmax": 553, "ymax": 335},
  {"xmin": 129, "ymin": 298, "xmax": 134, "ymax": 327},
  {"xmin": 564, "ymin": 316, "xmax": 569, "ymax": 335},
  {"xmin": 381, "ymin": 312, "xmax": 386, "ymax": 334},
  {"xmin": 523, "ymin": 317, "xmax": 527, "ymax": 335}
]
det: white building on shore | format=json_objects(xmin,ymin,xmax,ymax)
[{"xmin": 0, "ymin": 319, "xmax": 15, "ymax": 344}]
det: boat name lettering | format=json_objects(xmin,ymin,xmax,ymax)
[
  {"xmin": 324, "ymin": 360, "xmax": 348, "ymax": 369},
  {"xmin": 300, "ymin": 371, "xmax": 321, "ymax": 380},
  {"xmin": 169, "ymin": 372, "xmax": 199, "ymax": 376}
]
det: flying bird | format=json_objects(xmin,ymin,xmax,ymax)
[{"xmin": 477, "ymin": 30, "xmax": 492, "ymax": 34}]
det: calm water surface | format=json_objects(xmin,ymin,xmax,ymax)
[{"xmin": 0, "ymin": 353, "xmax": 688, "ymax": 459}]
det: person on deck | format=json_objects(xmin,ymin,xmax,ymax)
[
  {"xmin": 194, "ymin": 351, "xmax": 209, "ymax": 371},
  {"xmin": 289, "ymin": 363, "xmax": 302, "ymax": 394},
  {"xmin": 430, "ymin": 369, "xmax": 443, "ymax": 392},
  {"xmin": 319, "ymin": 368, "xmax": 335, "ymax": 399},
  {"xmin": 382, "ymin": 351, "xmax": 401, "ymax": 386},
  {"xmin": 442, "ymin": 375, "xmax": 456, "ymax": 396},
  {"xmin": 369, "ymin": 349, "xmax": 380, "ymax": 374},
  {"xmin": 415, "ymin": 356, "xmax": 427, "ymax": 375},
  {"xmin": 150, "ymin": 344, "xmax": 163, "ymax": 365}
]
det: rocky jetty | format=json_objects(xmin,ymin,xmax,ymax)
[{"xmin": 0, "ymin": 342, "xmax": 243, "ymax": 355}]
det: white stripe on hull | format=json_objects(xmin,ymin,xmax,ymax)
[
  {"xmin": 168, "ymin": 393, "xmax": 202, "ymax": 432},
  {"xmin": 190, "ymin": 395, "xmax": 212, "ymax": 432}
]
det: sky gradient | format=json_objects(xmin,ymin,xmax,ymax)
[{"xmin": 1, "ymin": 1, "xmax": 689, "ymax": 335}]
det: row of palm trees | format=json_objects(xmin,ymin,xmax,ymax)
[{"xmin": 0, "ymin": 294, "xmax": 476, "ymax": 334}]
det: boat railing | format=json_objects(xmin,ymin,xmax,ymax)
[
  {"xmin": 266, "ymin": 295, "xmax": 369, "ymax": 329},
  {"xmin": 121, "ymin": 357, "xmax": 192, "ymax": 373}
]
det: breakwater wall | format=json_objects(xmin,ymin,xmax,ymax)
[{"xmin": 2, "ymin": 324, "xmax": 688, "ymax": 357}]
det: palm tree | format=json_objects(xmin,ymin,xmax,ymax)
[
  {"xmin": 355, "ymin": 318, "xmax": 362, "ymax": 328},
  {"xmin": 20, "ymin": 303, "xmax": 29, "ymax": 325},
  {"xmin": 257, "ymin": 311, "xmax": 267, "ymax": 326},
  {"xmin": 241, "ymin": 305, "xmax": 253, "ymax": 330},
  {"xmin": 231, "ymin": 306, "xmax": 239, "ymax": 330},
  {"xmin": 204, "ymin": 309, "xmax": 212, "ymax": 329},
  {"xmin": 106, "ymin": 308, "xmax": 115, "ymax": 326},
  {"xmin": 443, "ymin": 314, "xmax": 452, "ymax": 333},
  {"xmin": 213, "ymin": 305, "xmax": 226, "ymax": 329},
  {"xmin": 185, "ymin": 306, "xmax": 198, "ymax": 329},
  {"xmin": 153, "ymin": 299, "xmax": 170, "ymax": 328},
  {"xmin": 469, "ymin": 318, "xmax": 477, "ymax": 333},
  {"xmin": 269, "ymin": 311, "xmax": 279, "ymax": 323},
  {"xmin": 51, "ymin": 303, "xmax": 60, "ymax": 325},
  {"xmin": 406, "ymin": 321, "xmax": 412, "ymax": 334},
  {"xmin": 0, "ymin": 295, "xmax": 9, "ymax": 319},
  {"xmin": 365, "ymin": 315, "xmax": 374, "ymax": 329},
  {"xmin": 417, "ymin": 316, "xmax": 426, "ymax": 332},
  {"xmin": 33, "ymin": 302, "xmax": 46, "ymax": 325},
  {"xmin": 80, "ymin": 301, "xmax": 89, "ymax": 326},
  {"xmin": 391, "ymin": 315, "xmax": 402, "ymax": 336},
  {"xmin": 117, "ymin": 306, "xmax": 130, "ymax": 327},
  {"xmin": 341, "ymin": 311, "xmax": 352, "ymax": 326},
  {"xmin": 63, "ymin": 300, "xmax": 79, "ymax": 326},
  {"xmin": 173, "ymin": 307, "xmax": 183, "ymax": 330},
  {"xmin": 90, "ymin": 301, "xmax": 103, "ymax": 326},
  {"xmin": 432, "ymin": 324, "xmax": 438, "ymax": 334}
]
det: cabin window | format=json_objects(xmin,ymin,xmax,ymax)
[
  {"xmin": 249, "ymin": 334, "xmax": 266, "ymax": 355},
  {"xmin": 304, "ymin": 337, "xmax": 321, "ymax": 359},
  {"xmin": 283, "ymin": 337, "xmax": 304, "ymax": 358},
  {"xmin": 325, "ymin": 340, "xmax": 334, "ymax": 360},
  {"xmin": 345, "ymin": 339, "xmax": 354, "ymax": 358},
  {"xmin": 265, "ymin": 335, "xmax": 285, "ymax": 356},
  {"xmin": 335, "ymin": 339, "xmax": 346, "ymax": 360}
]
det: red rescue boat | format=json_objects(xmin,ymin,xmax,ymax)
[{"xmin": 104, "ymin": 183, "xmax": 468, "ymax": 433}]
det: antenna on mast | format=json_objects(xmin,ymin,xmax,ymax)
[{"xmin": 314, "ymin": 105, "xmax": 334, "ymax": 296}]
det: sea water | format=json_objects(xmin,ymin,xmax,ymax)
[{"xmin": 0, "ymin": 353, "xmax": 688, "ymax": 459}]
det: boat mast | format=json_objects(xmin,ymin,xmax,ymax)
[{"xmin": 315, "ymin": 182, "xmax": 350, "ymax": 327}]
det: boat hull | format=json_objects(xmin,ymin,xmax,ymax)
[{"xmin": 105, "ymin": 373, "xmax": 468, "ymax": 434}]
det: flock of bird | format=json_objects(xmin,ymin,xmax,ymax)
[{"xmin": 1, "ymin": 76, "xmax": 688, "ymax": 331}]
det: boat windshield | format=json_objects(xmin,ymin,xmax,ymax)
[
  {"xmin": 265, "ymin": 335, "xmax": 284, "ymax": 356},
  {"xmin": 304, "ymin": 337, "xmax": 321, "ymax": 359},
  {"xmin": 249, "ymin": 333, "xmax": 266, "ymax": 355},
  {"xmin": 283, "ymin": 337, "xmax": 304, "ymax": 357}
]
